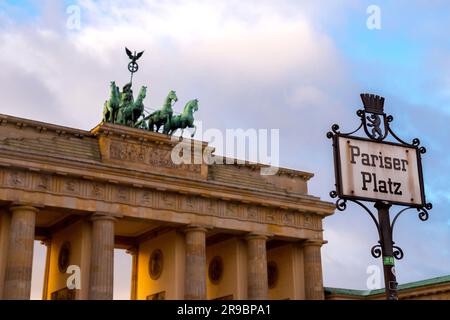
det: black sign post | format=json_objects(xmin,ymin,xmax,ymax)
[
  {"xmin": 375, "ymin": 201, "xmax": 397, "ymax": 299},
  {"xmin": 327, "ymin": 94, "xmax": 432, "ymax": 300}
]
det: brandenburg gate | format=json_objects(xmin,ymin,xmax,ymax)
[{"xmin": 0, "ymin": 112, "xmax": 335, "ymax": 300}]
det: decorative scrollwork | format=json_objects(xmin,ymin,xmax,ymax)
[
  {"xmin": 330, "ymin": 191, "xmax": 348, "ymax": 210},
  {"xmin": 356, "ymin": 109, "xmax": 365, "ymax": 118},
  {"xmin": 327, "ymin": 120, "xmax": 363, "ymax": 139},
  {"xmin": 393, "ymin": 245, "xmax": 404, "ymax": 260},
  {"xmin": 371, "ymin": 243, "xmax": 404, "ymax": 260},
  {"xmin": 336, "ymin": 198, "xmax": 347, "ymax": 211},
  {"xmin": 371, "ymin": 244, "xmax": 382, "ymax": 258},
  {"xmin": 387, "ymin": 127, "xmax": 428, "ymax": 153},
  {"xmin": 328, "ymin": 195, "xmax": 381, "ymax": 233},
  {"xmin": 418, "ymin": 207, "xmax": 429, "ymax": 221},
  {"xmin": 326, "ymin": 124, "xmax": 341, "ymax": 139},
  {"xmin": 391, "ymin": 204, "xmax": 432, "ymax": 233},
  {"xmin": 331, "ymin": 124, "xmax": 340, "ymax": 133}
]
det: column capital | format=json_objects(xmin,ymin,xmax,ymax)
[
  {"xmin": 302, "ymin": 239, "xmax": 327, "ymax": 248},
  {"xmin": 9, "ymin": 205, "xmax": 40, "ymax": 214},
  {"xmin": 90, "ymin": 212, "xmax": 118, "ymax": 222},
  {"xmin": 245, "ymin": 232, "xmax": 272, "ymax": 241},
  {"xmin": 182, "ymin": 224, "xmax": 211, "ymax": 234}
]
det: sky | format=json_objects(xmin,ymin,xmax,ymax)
[{"xmin": 1, "ymin": 0, "xmax": 449, "ymax": 300}]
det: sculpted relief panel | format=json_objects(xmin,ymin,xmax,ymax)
[
  {"xmin": 0, "ymin": 168, "xmax": 322, "ymax": 231},
  {"xmin": 107, "ymin": 140, "xmax": 201, "ymax": 175},
  {"xmin": 64, "ymin": 179, "xmax": 81, "ymax": 195},
  {"xmin": 90, "ymin": 182, "xmax": 106, "ymax": 199},
  {"xmin": 110, "ymin": 142, "xmax": 145, "ymax": 162},
  {"xmin": 137, "ymin": 189, "xmax": 153, "ymax": 206},
  {"xmin": 7, "ymin": 170, "xmax": 27, "ymax": 188},
  {"xmin": 179, "ymin": 195, "xmax": 200, "ymax": 212},
  {"xmin": 34, "ymin": 175, "xmax": 52, "ymax": 191}
]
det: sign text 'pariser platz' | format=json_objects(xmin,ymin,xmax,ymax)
[{"xmin": 334, "ymin": 136, "xmax": 425, "ymax": 206}]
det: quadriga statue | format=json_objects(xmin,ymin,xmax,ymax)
[
  {"xmin": 102, "ymin": 82, "xmax": 147, "ymax": 128},
  {"xmin": 101, "ymin": 81, "xmax": 198, "ymax": 137}
]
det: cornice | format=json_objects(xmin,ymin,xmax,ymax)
[
  {"xmin": 0, "ymin": 148, "xmax": 335, "ymax": 216},
  {"xmin": 0, "ymin": 114, "xmax": 92, "ymax": 138}
]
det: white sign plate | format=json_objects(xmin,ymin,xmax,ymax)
[{"xmin": 336, "ymin": 136, "xmax": 424, "ymax": 206}]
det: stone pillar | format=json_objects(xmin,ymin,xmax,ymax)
[
  {"xmin": 184, "ymin": 225, "xmax": 207, "ymax": 300},
  {"xmin": 246, "ymin": 234, "xmax": 268, "ymax": 300},
  {"xmin": 88, "ymin": 213, "xmax": 116, "ymax": 300},
  {"xmin": 126, "ymin": 247, "xmax": 138, "ymax": 300},
  {"xmin": 303, "ymin": 240, "xmax": 325, "ymax": 300},
  {"xmin": 3, "ymin": 206, "xmax": 39, "ymax": 300},
  {"xmin": 0, "ymin": 209, "xmax": 12, "ymax": 299}
]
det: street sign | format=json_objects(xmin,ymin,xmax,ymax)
[
  {"xmin": 327, "ymin": 93, "xmax": 432, "ymax": 300},
  {"xmin": 334, "ymin": 135, "xmax": 425, "ymax": 207}
]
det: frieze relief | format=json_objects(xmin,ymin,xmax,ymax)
[
  {"xmin": 202, "ymin": 198, "xmax": 219, "ymax": 215},
  {"xmin": 264, "ymin": 208, "xmax": 276, "ymax": 223},
  {"xmin": 110, "ymin": 141, "xmax": 145, "ymax": 162},
  {"xmin": 108, "ymin": 140, "xmax": 201, "ymax": 174},
  {"xmin": 179, "ymin": 195, "xmax": 199, "ymax": 212},
  {"xmin": 64, "ymin": 179, "xmax": 80, "ymax": 194},
  {"xmin": 0, "ymin": 168, "xmax": 322, "ymax": 231},
  {"xmin": 282, "ymin": 211, "xmax": 295, "ymax": 225},
  {"xmin": 7, "ymin": 171, "xmax": 26, "ymax": 188},
  {"xmin": 114, "ymin": 185, "xmax": 130, "ymax": 203},
  {"xmin": 90, "ymin": 182, "xmax": 106, "ymax": 199},
  {"xmin": 226, "ymin": 202, "xmax": 241, "ymax": 219},
  {"xmin": 35, "ymin": 175, "xmax": 51, "ymax": 191},
  {"xmin": 304, "ymin": 213, "xmax": 314, "ymax": 229},
  {"xmin": 156, "ymin": 191, "xmax": 177, "ymax": 210},
  {"xmin": 137, "ymin": 190, "xmax": 153, "ymax": 206},
  {"xmin": 247, "ymin": 206, "xmax": 259, "ymax": 221}
]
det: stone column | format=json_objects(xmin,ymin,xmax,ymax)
[
  {"xmin": 303, "ymin": 240, "xmax": 325, "ymax": 300},
  {"xmin": 88, "ymin": 213, "xmax": 116, "ymax": 300},
  {"xmin": 0, "ymin": 209, "xmax": 12, "ymax": 299},
  {"xmin": 184, "ymin": 225, "xmax": 207, "ymax": 300},
  {"xmin": 246, "ymin": 234, "xmax": 268, "ymax": 300},
  {"xmin": 3, "ymin": 205, "xmax": 39, "ymax": 300},
  {"xmin": 126, "ymin": 247, "xmax": 138, "ymax": 300}
]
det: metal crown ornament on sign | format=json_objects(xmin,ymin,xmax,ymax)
[{"xmin": 327, "ymin": 93, "xmax": 432, "ymax": 300}]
